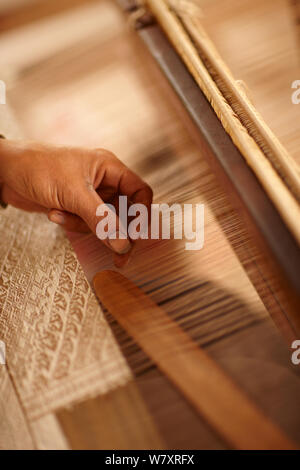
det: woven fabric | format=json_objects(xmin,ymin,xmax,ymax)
[{"xmin": 0, "ymin": 207, "xmax": 131, "ymax": 421}]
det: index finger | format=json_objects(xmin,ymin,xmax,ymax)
[{"xmin": 118, "ymin": 168, "xmax": 153, "ymax": 215}]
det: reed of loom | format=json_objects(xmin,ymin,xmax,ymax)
[
  {"xmin": 119, "ymin": 0, "xmax": 300, "ymax": 322},
  {"xmin": 56, "ymin": 0, "xmax": 300, "ymax": 451}
]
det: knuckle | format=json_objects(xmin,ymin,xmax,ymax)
[
  {"xmin": 56, "ymin": 183, "xmax": 77, "ymax": 212},
  {"xmin": 142, "ymin": 183, "xmax": 153, "ymax": 200},
  {"xmin": 94, "ymin": 148, "xmax": 117, "ymax": 161}
]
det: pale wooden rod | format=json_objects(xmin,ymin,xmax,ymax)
[{"xmin": 174, "ymin": 1, "xmax": 300, "ymax": 194}]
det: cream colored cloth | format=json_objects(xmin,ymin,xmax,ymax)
[
  {"xmin": 0, "ymin": 207, "xmax": 131, "ymax": 423},
  {"xmin": 0, "ymin": 207, "xmax": 130, "ymax": 430}
]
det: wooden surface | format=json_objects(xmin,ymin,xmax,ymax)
[
  {"xmin": 0, "ymin": 0, "xmax": 99, "ymax": 33},
  {"xmin": 58, "ymin": 380, "xmax": 165, "ymax": 450},
  {"xmin": 1, "ymin": 0, "xmax": 300, "ymax": 449}
]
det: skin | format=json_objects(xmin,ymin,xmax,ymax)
[{"xmin": 0, "ymin": 139, "xmax": 153, "ymax": 267}]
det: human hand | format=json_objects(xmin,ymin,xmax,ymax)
[{"xmin": 0, "ymin": 139, "xmax": 153, "ymax": 266}]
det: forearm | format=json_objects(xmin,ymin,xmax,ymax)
[
  {"xmin": 0, "ymin": 135, "xmax": 7, "ymax": 186},
  {"xmin": 0, "ymin": 136, "xmax": 9, "ymax": 207},
  {"xmin": 0, "ymin": 136, "xmax": 22, "ymax": 185},
  {"xmin": 0, "ymin": 98, "xmax": 24, "ymax": 184}
]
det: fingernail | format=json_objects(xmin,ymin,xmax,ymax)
[
  {"xmin": 49, "ymin": 212, "xmax": 65, "ymax": 225},
  {"xmin": 108, "ymin": 231, "xmax": 131, "ymax": 254}
]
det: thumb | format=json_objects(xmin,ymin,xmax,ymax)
[{"xmin": 48, "ymin": 209, "xmax": 90, "ymax": 233}]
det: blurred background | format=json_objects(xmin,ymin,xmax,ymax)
[{"xmin": 0, "ymin": 0, "xmax": 299, "ymax": 165}]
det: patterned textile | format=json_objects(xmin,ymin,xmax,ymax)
[{"xmin": 0, "ymin": 207, "xmax": 131, "ymax": 421}]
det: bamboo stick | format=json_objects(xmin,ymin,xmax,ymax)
[{"xmin": 143, "ymin": 0, "xmax": 300, "ymax": 245}]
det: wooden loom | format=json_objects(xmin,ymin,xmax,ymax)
[
  {"xmin": 62, "ymin": 0, "xmax": 300, "ymax": 449},
  {"xmin": 1, "ymin": 0, "xmax": 300, "ymax": 450},
  {"xmin": 121, "ymin": 0, "xmax": 300, "ymax": 321}
]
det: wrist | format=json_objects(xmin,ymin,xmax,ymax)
[
  {"xmin": 0, "ymin": 137, "xmax": 19, "ymax": 184},
  {"xmin": 0, "ymin": 135, "xmax": 7, "ymax": 184},
  {"xmin": 0, "ymin": 136, "xmax": 8, "ymax": 208}
]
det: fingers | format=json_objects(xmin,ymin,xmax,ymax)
[
  {"xmin": 48, "ymin": 208, "xmax": 132, "ymax": 268},
  {"xmin": 74, "ymin": 186, "xmax": 132, "ymax": 255},
  {"xmin": 100, "ymin": 160, "xmax": 153, "ymax": 237},
  {"xmin": 119, "ymin": 168, "xmax": 153, "ymax": 212},
  {"xmin": 119, "ymin": 170, "xmax": 153, "ymax": 237},
  {"xmin": 95, "ymin": 155, "xmax": 153, "ymax": 247},
  {"xmin": 98, "ymin": 152, "xmax": 153, "ymax": 211},
  {"xmin": 47, "ymin": 149, "xmax": 152, "ymax": 264}
]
